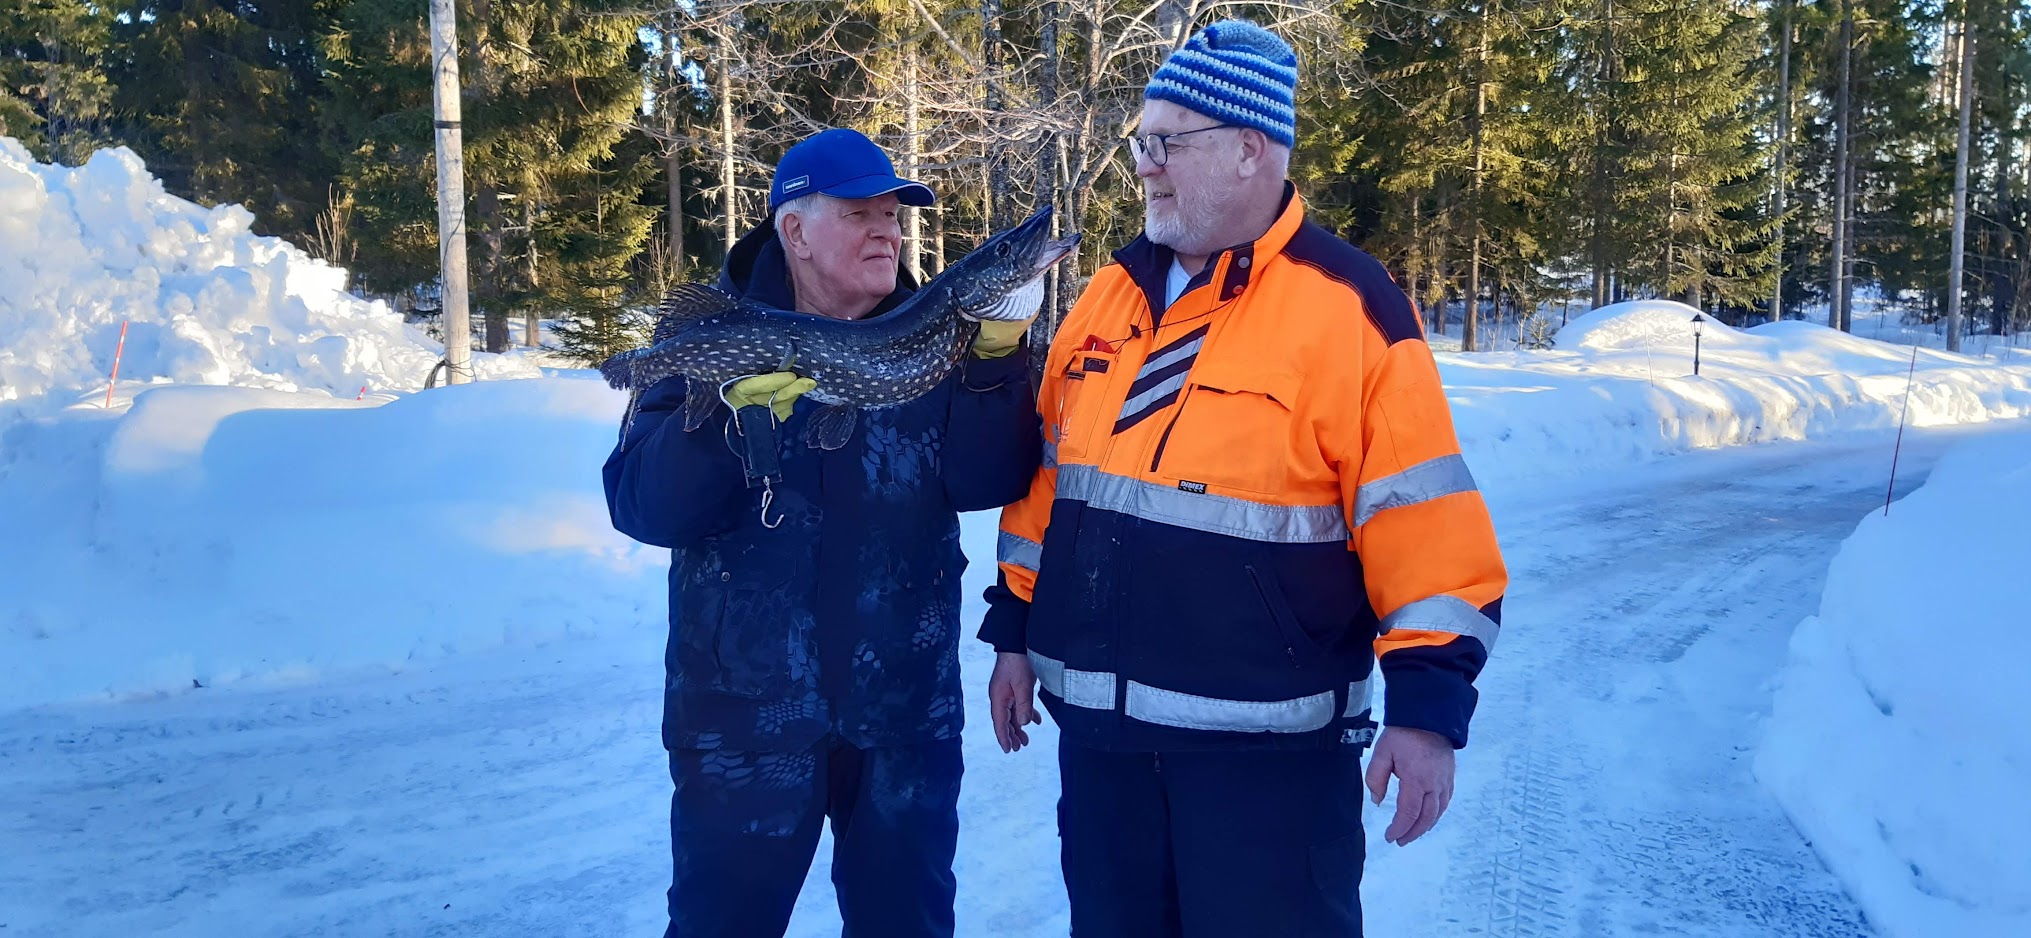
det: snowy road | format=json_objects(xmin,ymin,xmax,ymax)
[{"xmin": 3, "ymin": 425, "xmax": 2005, "ymax": 937}]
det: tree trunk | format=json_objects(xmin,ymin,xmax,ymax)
[
  {"xmin": 1463, "ymin": 12, "xmax": 1491, "ymax": 352},
  {"xmin": 1830, "ymin": 3, "xmax": 1854, "ymax": 331},
  {"xmin": 475, "ymin": 186, "xmax": 509, "ymax": 353},
  {"xmin": 1464, "ymin": 234, "xmax": 1482, "ymax": 353},
  {"xmin": 1946, "ymin": 5, "xmax": 1975, "ymax": 352},
  {"xmin": 1489, "ymin": 275, "xmax": 1505, "ymax": 350},
  {"xmin": 981, "ymin": 0, "xmax": 1013, "ymax": 229},
  {"xmin": 663, "ymin": 19, "xmax": 686, "ymax": 275},
  {"xmin": 903, "ymin": 42, "xmax": 924, "ymax": 281},
  {"xmin": 1771, "ymin": 0, "xmax": 1793, "ymax": 323},
  {"xmin": 522, "ymin": 202, "xmax": 539, "ymax": 348},
  {"xmin": 717, "ymin": 23, "xmax": 738, "ymax": 258},
  {"xmin": 930, "ymin": 203, "xmax": 947, "ymax": 275}
]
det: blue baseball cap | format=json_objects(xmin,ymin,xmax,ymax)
[{"xmin": 768, "ymin": 128, "xmax": 936, "ymax": 213}]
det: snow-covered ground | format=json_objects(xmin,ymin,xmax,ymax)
[
  {"xmin": 1758, "ymin": 430, "xmax": 2031, "ymax": 938},
  {"xmin": 4, "ymin": 425, "xmax": 2013, "ymax": 936}
]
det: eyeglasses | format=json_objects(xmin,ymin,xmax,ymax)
[{"xmin": 1127, "ymin": 125, "xmax": 1236, "ymax": 167}]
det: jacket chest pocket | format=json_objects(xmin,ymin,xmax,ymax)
[
  {"xmin": 1152, "ymin": 362, "xmax": 1302, "ymax": 498},
  {"xmin": 1053, "ymin": 350, "xmax": 1119, "ymax": 465}
]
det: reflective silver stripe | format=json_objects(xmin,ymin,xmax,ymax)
[
  {"xmin": 1381, "ymin": 595, "xmax": 1501, "ymax": 652},
  {"xmin": 1056, "ymin": 464, "xmax": 1349, "ymax": 544},
  {"xmin": 1125, "ymin": 682, "xmax": 1336, "ymax": 734},
  {"xmin": 997, "ymin": 531, "xmax": 1042, "ymax": 573},
  {"xmin": 1344, "ymin": 677, "xmax": 1373, "ymax": 718},
  {"xmin": 1041, "ymin": 438, "xmax": 1058, "ymax": 470},
  {"xmin": 1028, "ymin": 651, "xmax": 1116, "ymax": 710},
  {"xmin": 1116, "ymin": 370, "xmax": 1189, "ymax": 422},
  {"xmin": 1353, "ymin": 454, "xmax": 1479, "ymax": 529},
  {"xmin": 1136, "ymin": 333, "xmax": 1205, "ymax": 381}
]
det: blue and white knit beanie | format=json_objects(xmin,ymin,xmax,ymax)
[{"xmin": 1145, "ymin": 19, "xmax": 1299, "ymax": 148}]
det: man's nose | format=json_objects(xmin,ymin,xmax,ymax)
[{"xmin": 1134, "ymin": 148, "xmax": 1162, "ymax": 179}]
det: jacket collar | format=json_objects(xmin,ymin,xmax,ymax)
[{"xmin": 1111, "ymin": 182, "xmax": 1304, "ymax": 324}]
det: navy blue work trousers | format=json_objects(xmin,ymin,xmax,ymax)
[
  {"xmin": 665, "ymin": 736, "xmax": 962, "ymax": 938},
  {"xmin": 1058, "ymin": 740, "xmax": 1367, "ymax": 938}
]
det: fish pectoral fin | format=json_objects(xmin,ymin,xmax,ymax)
[
  {"xmin": 804, "ymin": 404, "xmax": 859, "ymax": 451},
  {"xmin": 679, "ymin": 376, "xmax": 721, "ymax": 432},
  {"xmin": 650, "ymin": 283, "xmax": 746, "ymax": 343},
  {"xmin": 596, "ymin": 348, "xmax": 639, "ymax": 389},
  {"xmin": 775, "ymin": 340, "xmax": 800, "ymax": 373}
]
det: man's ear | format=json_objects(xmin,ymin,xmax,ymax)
[
  {"xmin": 781, "ymin": 212, "xmax": 813, "ymax": 260},
  {"xmin": 1236, "ymin": 128, "xmax": 1270, "ymax": 179}
]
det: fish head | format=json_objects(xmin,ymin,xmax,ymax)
[{"xmin": 941, "ymin": 207, "xmax": 1082, "ymax": 322}]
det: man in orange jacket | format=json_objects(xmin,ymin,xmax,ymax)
[{"xmin": 978, "ymin": 19, "xmax": 1509, "ymax": 935}]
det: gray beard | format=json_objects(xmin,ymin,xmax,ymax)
[{"xmin": 1144, "ymin": 187, "xmax": 1245, "ymax": 256}]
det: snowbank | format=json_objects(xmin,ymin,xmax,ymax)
[
  {"xmin": 0, "ymin": 378, "xmax": 662, "ymax": 710},
  {"xmin": 1554, "ymin": 298, "xmax": 1741, "ymax": 351},
  {"xmin": 1757, "ymin": 431, "xmax": 2031, "ymax": 938},
  {"xmin": 1444, "ymin": 300, "xmax": 2031, "ymax": 486},
  {"xmin": 0, "ymin": 138, "xmax": 536, "ymax": 426}
]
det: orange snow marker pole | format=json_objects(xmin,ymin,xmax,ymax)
[
  {"xmin": 1884, "ymin": 343, "xmax": 1921, "ymax": 516},
  {"xmin": 104, "ymin": 320, "xmax": 129, "ymax": 409}
]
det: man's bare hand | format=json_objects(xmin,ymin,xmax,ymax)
[
  {"xmin": 988, "ymin": 652, "xmax": 1042, "ymax": 753},
  {"xmin": 1364, "ymin": 726, "xmax": 1456, "ymax": 846}
]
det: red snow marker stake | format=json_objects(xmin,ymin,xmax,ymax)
[
  {"xmin": 1884, "ymin": 343, "xmax": 1921, "ymax": 516},
  {"xmin": 104, "ymin": 320, "xmax": 129, "ymax": 409},
  {"xmin": 357, "ymin": 385, "xmax": 369, "ymax": 401}
]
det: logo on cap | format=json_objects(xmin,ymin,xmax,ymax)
[{"xmin": 783, "ymin": 176, "xmax": 810, "ymax": 193}]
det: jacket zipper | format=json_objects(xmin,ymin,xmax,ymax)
[
  {"xmin": 1244, "ymin": 564, "xmax": 1302, "ymax": 668},
  {"xmin": 1147, "ymin": 384, "xmax": 1200, "ymax": 473}
]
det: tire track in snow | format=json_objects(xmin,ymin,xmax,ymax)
[{"xmin": 1403, "ymin": 436, "xmax": 1935, "ymax": 937}]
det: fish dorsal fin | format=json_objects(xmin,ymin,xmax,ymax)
[{"xmin": 652, "ymin": 283, "xmax": 745, "ymax": 343}]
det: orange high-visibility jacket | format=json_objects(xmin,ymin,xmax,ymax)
[{"xmin": 980, "ymin": 189, "xmax": 1508, "ymax": 750}]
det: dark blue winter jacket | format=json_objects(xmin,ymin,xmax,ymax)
[{"xmin": 603, "ymin": 224, "xmax": 1042, "ymax": 752}]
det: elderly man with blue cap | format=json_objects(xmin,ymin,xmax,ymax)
[
  {"xmin": 603, "ymin": 127, "xmax": 1043, "ymax": 937},
  {"xmin": 981, "ymin": 19, "xmax": 1509, "ymax": 936}
]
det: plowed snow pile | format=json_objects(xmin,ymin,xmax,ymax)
[{"xmin": 0, "ymin": 138, "xmax": 534, "ymax": 425}]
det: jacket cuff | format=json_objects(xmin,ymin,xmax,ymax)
[
  {"xmin": 978, "ymin": 575, "xmax": 1031, "ymax": 654},
  {"xmin": 962, "ymin": 342, "xmax": 1030, "ymax": 385},
  {"xmin": 1380, "ymin": 663, "xmax": 1478, "ymax": 749}
]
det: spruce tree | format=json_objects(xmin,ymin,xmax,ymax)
[
  {"xmin": 0, "ymin": 0, "xmax": 116, "ymax": 163},
  {"xmin": 1611, "ymin": 0, "xmax": 1776, "ymax": 308}
]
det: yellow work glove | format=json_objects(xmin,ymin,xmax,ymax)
[
  {"xmin": 721, "ymin": 372, "xmax": 817, "ymax": 423},
  {"xmin": 972, "ymin": 316, "xmax": 1036, "ymax": 359}
]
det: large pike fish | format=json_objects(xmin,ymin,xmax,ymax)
[{"xmin": 601, "ymin": 207, "xmax": 1079, "ymax": 450}]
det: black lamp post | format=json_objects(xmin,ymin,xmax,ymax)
[{"xmin": 1691, "ymin": 312, "xmax": 1707, "ymax": 376}]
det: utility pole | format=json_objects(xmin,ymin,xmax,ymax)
[
  {"xmin": 1771, "ymin": 0, "xmax": 1793, "ymax": 324},
  {"xmin": 429, "ymin": 0, "xmax": 473, "ymax": 384},
  {"xmin": 1946, "ymin": 3, "xmax": 1976, "ymax": 353}
]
